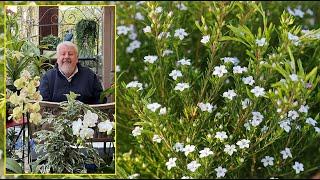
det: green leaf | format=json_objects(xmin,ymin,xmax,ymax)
[
  {"xmin": 220, "ymin": 36, "xmax": 250, "ymax": 48},
  {"xmin": 6, "ymin": 158, "xmax": 23, "ymax": 173},
  {"xmin": 287, "ymin": 46, "xmax": 296, "ymax": 73},
  {"xmin": 306, "ymin": 67, "xmax": 318, "ymax": 82}
]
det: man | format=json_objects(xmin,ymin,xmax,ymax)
[{"xmin": 39, "ymin": 41, "xmax": 104, "ymax": 104}]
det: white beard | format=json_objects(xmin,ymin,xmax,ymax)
[{"xmin": 60, "ymin": 63, "xmax": 75, "ymax": 78}]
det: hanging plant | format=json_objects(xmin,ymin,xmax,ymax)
[{"xmin": 75, "ymin": 19, "xmax": 98, "ymax": 58}]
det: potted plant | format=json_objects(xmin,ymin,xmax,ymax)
[{"xmin": 75, "ymin": 19, "xmax": 98, "ymax": 58}]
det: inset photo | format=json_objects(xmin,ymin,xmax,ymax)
[{"xmin": 5, "ymin": 5, "xmax": 115, "ymax": 174}]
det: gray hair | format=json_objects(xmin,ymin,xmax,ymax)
[{"xmin": 56, "ymin": 41, "xmax": 78, "ymax": 56}]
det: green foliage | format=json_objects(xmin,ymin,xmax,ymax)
[
  {"xmin": 116, "ymin": 1, "xmax": 320, "ymax": 179},
  {"xmin": 39, "ymin": 34, "xmax": 62, "ymax": 50},
  {"xmin": 6, "ymin": 158, "xmax": 23, "ymax": 173},
  {"xmin": 75, "ymin": 19, "xmax": 98, "ymax": 57},
  {"xmin": 33, "ymin": 92, "xmax": 113, "ymax": 174}
]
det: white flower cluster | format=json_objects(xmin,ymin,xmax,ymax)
[
  {"xmin": 256, "ymin": 37, "xmax": 266, "ymax": 47},
  {"xmin": 259, "ymin": 148, "xmax": 303, "ymax": 174},
  {"xmin": 174, "ymin": 28, "xmax": 188, "ymax": 40},
  {"xmin": 72, "ymin": 110, "xmax": 114, "ymax": 139},
  {"xmin": 288, "ymin": 32, "xmax": 300, "ymax": 46},
  {"xmin": 146, "ymin": 102, "xmax": 167, "ymax": 115},
  {"xmin": 168, "ymin": 143, "xmax": 227, "ymax": 177},
  {"xmin": 198, "ymin": 102, "xmax": 215, "ymax": 113},
  {"xmin": 126, "ymin": 81, "xmax": 143, "ymax": 91},
  {"xmin": 249, "ymin": 111, "xmax": 264, "ymax": 127}
]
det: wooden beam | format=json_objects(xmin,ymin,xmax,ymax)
[{"xmin": 102, "ymin": 6, "xmax": 115, "ymax": 102}]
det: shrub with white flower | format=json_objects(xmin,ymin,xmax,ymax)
[
  {"xmin": 117, "ymin": 1, "xmax": 320, "ymax": 179},
  {"xmin": 32, "ymin": 92, "xmax": 114, "ymax": 173}
]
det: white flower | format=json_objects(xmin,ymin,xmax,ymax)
[
  {"xmin": 280, "ymin": 147, "xmax": 292, "ymax": 160},
  {"xmin": 261, "ymin": 125, "xmax": 269, "ymax": 133},
  {"xmin": 169, "ymin": 70, "xmax": 183, "ymax": 80},
  {"xmin": 223, "ymin": 89, "xmax": 237, "ymax": 100},
  {"xmin": 224, "ymin": 144, "xmax": 237, "ymax": 156},
  {"xmin": 292, "ymin": 161, "xmax": 304, "ymax": 174},
  {"xmin": 199, "ymin": 148, "xmax": 213, "ymax": 158},
  {"xmin": 250, "ymin": 118, "xmax": 262, "ymax": 127},
  {"xmin": 116, "ymin": 65, "xmax": 121, "ymax": 72},
  {"xmin": 97, "ymin": 120, "xmax": 114, "ymax": 134},
  {"xmin": 183, "ymin": 144, "xmax": 195, "ymax": 156},
  {"xmin": 126, "ymin": 40, "xmax": 141, "ymax": 53},
  {"xmin": 129, "ymin": 32, "xmax": 137, "ymax": 40},
  {"xmin": 117, "ymin": 25, "xmax": 129, "ymax": 35},
  {"xmin": 251, "ymin": 111, "xmax": 264, "ymax": 127},
  {"xmin": 132, "ymin": 126, "xmax": 143, "ymax": 137},
  {"xmin": 261, "ymin": 156, "xmax": 274, "ymax": 167},
  {"xmin": 242, "ymin": 76, "xmax": 255, "ymax": 86},
  {"xmin": 187, "ymin": 161, "xmax": 201, "ymax": 172},
  {"xmin": 159, "ymin": 107, "xmax": 167, "ymax": 115},
  {"xmin": 242, "ymin": 98, "xmax": 251, "ymax": 109},
  {"xmin": 181, "ymin": 176, "xmax": 192, "ymax": 179},
  {"xmin": 287, "ymin": 7, "xmax": 305, "ymax": 18},
  {"xmin": 201, "ymin": 35, "xmax": 210, "ymax": 44},
  {"xmin": 244, "ymin": 122, "xmax": 251, "ymax": 131},
  {"xmin": 298, "ymin": 105, "xmax": 309, "ymax": 113},
  {"xmin": 236, "ymin": 139, "xmax": 250, "ymax": 149},
  {"xmin": 221, "ymin": 57, "xmax": 239, "ymax": 65},
  {"xmin": 174, "ymin": 28, "xmax": 188, "ymax": 40},
  {"xmin": 128, "ymin": 173, "xmax": 140, "ymax": 179},
  {"xmin": 213, "ymin": 65, "xmax": 228, "ymax": 77},
  {"xmin": 144, "ymin": 55, "xmax": 158, "ymax": 64},
  {"xmin": 166, "ymin": 157, "xmax": 177, "ymax": 170},
  {"xmin": 198, "ymin": 102, "xmax": 214, "ymax": 113},
  {"xmin": 174, "ymin": 83, "xmax": 190, "ymax": 91},
  {"xmin": 306, "ymin": 117, "xmax": 317, "ymax": 126},
  {"xmin": 135, "ymin": 12, "xmax": 144, "ymax": 20},
  {"xmin": 279, "ymin": 120, "xmax": 291, "ymax": 133},
  {"xmin": 143, "ymin": 25, "xmax": 151, "ymax": 33},
  {"xmin": 233, "ymin": 66, "xmax": 247, "ymax": 74},
  {"xmin": 163, "ymin": 49, "xmax": 173, "ymax": 56},
  {"xmin": 251, "ymin": 86, "xmax": 265, "ymax": 97},
  {"xmin": 314, "ymin": 127, "xmax": 320, "ymax": 133},
  {"xmin": 177, "ymin": 58, "xmax": 191, "ymax": 66},
  {"xmin": 173, "ymin": 142, "xmax": 184, "ymax": 152},
  {"xmin": 126, "ymin": 81, "xmax": 143, "ymax": 90},
  {"xmin": 256, "ymin": 38, "xmax": 266, "ymax": 47},
  {"xmin": 72, "ymin": 118, "xmax": 83, "ymax": 136},
  {"xmin": 288, "ymin": 110, "xmax": 299, "ymax": 120},
  {"xmin": 79, "ymin": 127, "xmax": 94, "ymax": 139},
  {"xmin": 176, "ymin": 3, "xmax": 187, "ymax": 10},
  {"xmin": 289, "ymin": 74, "xmax": 298, "ymax": 82},
  {"xmin": 83, "ymin": 110, "xmax": 98, "ymax": 128},
  {"xmin": 215, "ymin": 166, "xmax": 227, "ymax": 178},
  {"xmin": 155, "ymin": 6, "xmax": 163, "ymax": 13},
  {"xmin": 215, "ymin": 131, "xmax": 228, "ymax": 141},
  {"xmin": 306, "ymin": 8, "xmax": 313, "ymax": 15},
  {"xmin": 158, "ymin": 32, "xmax": 171, "ymax": 39},
  {"xmin": 152, "ymin": 134, "xmax": 162, "ymax": 143},
  {"xmin": 147, "ymin": 103, "xmax": 162, "ymax": 112},
  {"xmin": 288, "ymin": 32, "xmax": 300, "ymax": 46},
  {"xmin": 130, "ymin": 40, "xmax": 141, "ymax": 49}
]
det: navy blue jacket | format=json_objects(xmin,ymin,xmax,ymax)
[{"xmin": 39, "ymin": 63, "xmax": 104, "ymax": 104}]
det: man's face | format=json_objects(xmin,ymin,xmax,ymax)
[{"xmin": 57, "ymin": 45, "xmax": 78, "ymax": 77}]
